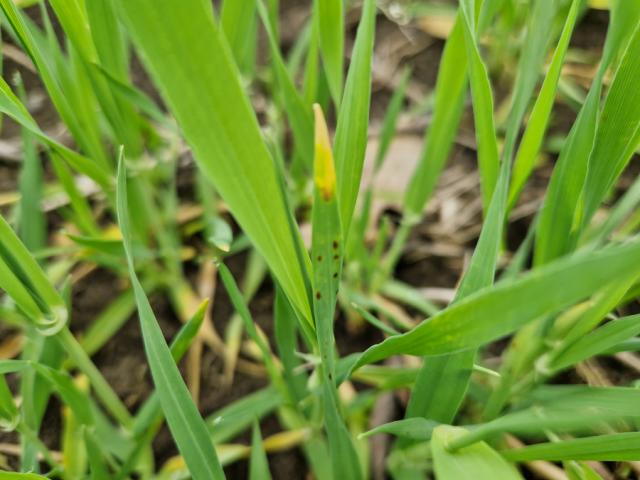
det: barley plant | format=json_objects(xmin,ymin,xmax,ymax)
[{"xmin": 0, "ymin": 0, "xmax": 639, "ymax": 478}]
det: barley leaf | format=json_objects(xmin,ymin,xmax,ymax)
[
  {"xmin": 581, "ymin": 22, "xmax": 640, "ymax": 225},
  {"xmin": 221, "ymin": 0, "xmax": 257, "ymax": 72},
  {"xmin": 116, "ymin": 153, "xmax": 225, "ymax": 480},
  {"xmin": 432, "ymin": 426, "xmax": 523, "ymax": 480},
  {"xmin": 508, "ymin": 0, "xmax": 580, "ymax": 209},
  {"xmin": 249, "ymin": 422, "xmax": 272, "ymax": 480},
  {"xmin": 207, "ymin": 387, "xmax": 282, "ymax": 444},
  {"xmin": 374, "ymin": 67, "xmax": 412, "ymax": 172},
  {"xmin": 0, "ymin": 473, "xmax": 49, "ymax": 479},
  {"xmin": 361, "ymin": 418, "xmax": 439, "ymax": 441},
  {"xmin": 0, "ymin": 214, "xmax": 67, "ymax": 334},
  {"xmin": 333, "ymin": 0, "xmax": 376, "ymax": 237},
  {"xmin": 502, "ymin": 432, "xmax": 640, "ymax": 462},
  {"xmin": 404, "ymin": 12, "xmax": 466, "ymax": 218},
  {"xmin": 458, "ymin": 0, "xmax": 499, "ymax": 210},
  {"xmin": 311, "ymin": 105, "xmax": 362, "ymax": 479},
  {"xmin": 549, "ymin": 314, "xmax": 640, "ymax": 371},
  {"xmin": 113, "ymin": 0, "xmax": 312, "ymax": 323},
  {"xmin": 450, "ymin": 387, "xmax": 640, "ymax": 450},
  {"xmin": 352, "ymin": 239, "xmax": 640, "ymax": 369},
  {"xmin": 314, "ymin": 0, "xmax": 343, "ymax": 106},
  {"xmin": 0, "ymin": 76, "xmax": 111, "ymax": 189},
  {"xmin": 257, "ymin": 0, "xmax": 314, "ymax": 167},
  {"xmin": 536, "ymin": 1, "xmax": 640, "ymax": 263}
]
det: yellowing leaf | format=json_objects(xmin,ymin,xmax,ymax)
[{"xmin": 313, "ymin": 104, "xmax": 337, "ymax": 202}]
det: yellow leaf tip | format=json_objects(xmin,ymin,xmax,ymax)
[{"xmin": 313, "ymin": 104, "xmax": 336, "ymax": 201}]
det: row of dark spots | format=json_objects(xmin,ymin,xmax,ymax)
[
  {"xmin": 317, "ymin": 254, "xmax": 339, "ymax": 261},
  {"xmin": 315, "ymin": 240, "xmax": 341, "ymax": 299}
]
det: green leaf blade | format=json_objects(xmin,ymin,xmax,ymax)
[{"xmin": 116, "ymin": 154, "xmax": 225, "ymax": 480}]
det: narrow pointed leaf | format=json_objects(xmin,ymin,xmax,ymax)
[
  {"xmin": 333, "ymin": 0, "xmax": 376, "ymax": 236},
  {"xmin": 502, "ymin": 432, "xmax": 640, "ymax": 462},
  {"xmin": 315, "ymin": 0, "xmax": 343, "ymax": 105},
  {"xmin": 458, "ymin": 0, "xmax": 499, "ymax": 210},
  {"xmin": 113, "ymin": 0, "xmax": 312, "ymax": 322},
  {"xmin": 508, "ymin": 0, "xmax": 580, "ymax": 209},
  {"xmin": 352, "ymin": 239, "xmax": 640, "ymax": 369},
  {"xmin": 249, "ymin": 423, "xmax": 272, "ymax": 480},
  {"xmin": 116, "ymin": 154, "xmax": 225, "ymax": 480}
]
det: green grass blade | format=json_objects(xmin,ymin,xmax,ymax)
[
  {"xmin": 458, "ymin": 0, "xmax": 499, "ymax": 210},
  {"xmin": 91, "ymin": 63, "xmax": 169, "ymax": 128},
  {"xmin": 218, "ymin": 262, "xmax": 283, "ymax": 390},
  {"xmin": 322, "ymin": 382, "xmax": 363, "ymax": 479},
  {"xmin": 84, "ymin": 428, "xmax": 110, "ymax": 480},
  {"xmin": 599, "ymin": 0, "xmax": 640, "ymax": 76},
  {"xmin": 85, "ymin": 0, "xmax": 129, "ymax": 80},
  {"xmin": 508, "ymin": 0, "xmax": 579, "ymax": 210},
  {"xmin": 29, "ymin": 364, "xmax": 93, "ymax": 425},
  {"xmin": 352, "ymin": 239, "xmax": 640, "ymax": 369},
  {"xmin": 500, "ymin": 0, "xmax": 557, "ymax": 161},
  {"xmin": 311, "ymin": 107, "xmax": 363, "ymax": 479},
  {"xmin": 249, "ymin": 422, "xmax": 272, "ymax": 480},
  {"xmin": 534, "ymin": 82, "xmax": 601, "ymax": 264},
  {"xmin": 314, "ymin": 0, "xmax": 343, "ymax": 106},
  {"xmin": 274, "ymin": 288, "xmax": 306, "ymax": 403},
  {"xmin": 131, "ymin": 300, "xmax": 208, "ymax": 434},
  {"xmin": 432, "ymin": 426, "xmax": 523, "ymax": 480},
  {"xmin": 581, "ymin": 22, "xmax": 640, "ymax": 225},
  {"xmin": 116, "ymin": 301, "xmax": 209, "ymax": 479},
  {"xmin": 450, "ymin": 386, "xmax": 640, "ymax": 450},
  {"xmin": 257, "ymin": 0, "xmax": 314, "ymax": 167},
  {"xmin": 404, "ymin": 13, "xmax": 466, "ymax": 218},
  {"xmin": 0, "ymin": 0, "xmax": 109, "ymax": 167},
  {"xmin": 0, "ymin": 215, "xmax": 67, "ymax": 334},
  {"xmin": 374, "ymin": 67, "xmax": 412, "ymax": 172},
  {"xmin": 351, "ymin": 304, "xmax": 400, "ymax": 336},
  {"xmin": 0, "ymin": 372, "xmax": 19, "ymax": 431},
  {"xmin": 207, "ymin": 387, "xmax": 282, "ymax": 443},
  {"xmin": 548, "ymin": 314, "xmax": 640, "ymax": 371},
  {"xmin": 502, "ymin": 432, "xmax": 640, "ymax": 462},
  {"xmin": 587, "ymin": 173, "xmax": 640, "ymax": 246},
  {"xmin": 114, "ymin": 0, "xmax": 312, "ymax": 323},
  {"xmin": 311, "ymin": 104, "xmax": 342, "ymax": 381},
  {"xmin": 361, "ymin": 418, "xmax": 438, "ymax": 441},
  {"xmin": 221, "ymin": 0, "xmax": 257, "ymax": 74},
  {"xmin": 303, "ymin": 17, "xmax": 320, "ymax": 105},
  {"xmin": 0, "ymin": 76, "xmax": 111, "ymax": 189},
  {"xmin": 535, "ymin": 1, "xmax": 640, "ymax": 264},
  {"xmin": 549, "ymin": 274, "xmax": 637, "ymax": 351},
  {"xmin": 379, "ymin": 280, "xmax": 440, "ymax": 317},
  {"xmin": 404, "ymin": 158, "xmax": 509, "ymax": 423},
  {"xmin": 50, "ymin": 154, "xmax": 100, "ymax": 237},
  {"xmin": 0, "ymin": 473, "xmax": 48, "ymax": 479},
  {"xmin": 16, "ymin": 77, "xmax": 45, "ymax": 251},
  {"xmin": 385, "ymin": 11, "xmax": 467, "ymax": 274},
  {"xmin": 86, "ymin": 0, "xmax": 144, "ymax": 155},
  {"xmin": 48, "ymin": 0, "xmax": 142, "ymax": 155},
  {"xmin": 332, "ymin": 0, "xmax": 376, "ymax": 237},
  {"xmin": 116, "ymin": 154, "xmax": 225, "ymax": 480}
]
